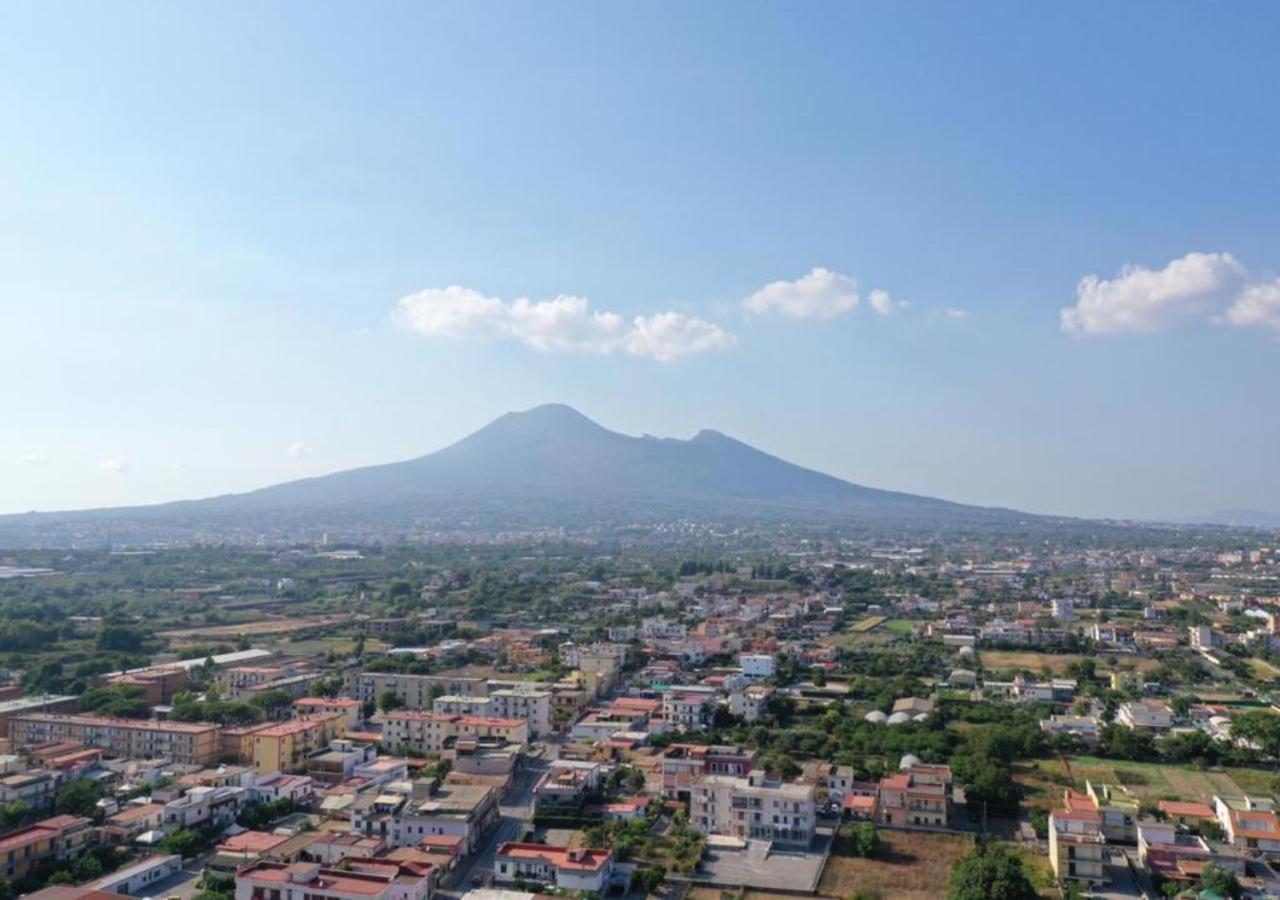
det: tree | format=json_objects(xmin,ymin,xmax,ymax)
[
  {"xmin": 947, "ymin": 840, "xmax": 1037, "ymax": 900},
  {"xmin": 55, "ymin": 780, "xmax": 102, "ymax": 818},
  {"xmin": 379, "ymin": 689, "xmax": 405, "ymax": 713},
  {"xmin": 849, "ymin": 822, "xmax": 880, "ymax": 858},
  {"xmin": 1201, "ymin": 862, "xmax": 1242, "ymax": 899}
]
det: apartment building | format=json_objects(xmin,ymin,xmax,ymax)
[
  {"xmin": 350, "ymin": 672, "xmax": 487, "ymax": 710},
  {"xmin": 738, "ymin": 653, "xmax": 775, "ymax": 679},
  {"xmin": 353, "ymin": 778, "xmax": 499, "ymax": 854},
  {"xmin": 380, "ymin": 711, "xmax": 528, "ymax": 755},
  {"xmin": 689, "ymin": 771, "xmax": 815, "ymax": 848},
  {"xmin": 10, "ymin": 713, "xmax": 220, "ymax": 766},
  {"xmin": 0, "ymin": 815, "xmax": 93, "ymax": 882},
  {"xmin": 233, "ymin": 858, "xmax": 436, "ymax": 900},
  {"xmin": 495, "ymin": 843, "xmax": 616, "ymax": 893},
  {"xmin": 1048, "ymin": 807, "xmax": 1108, "ymax": 886},
  {"xmin": 661, "ymin": 689, "xmax": 717, "ymax": 731},
  {"xmin": 294, "ymin": 696, "xmax": 363, "ymax": 731},
  {"xmin": 877, "ymin": 764, "xmax": 953, "ymax": 829},
  {"xmin": 0, "ymin": 695, "xmax": 79, "ymax": 735},
  {"xmin": 488, "ymin": 687, "xmax": 553, "ymax": 738},
  {"xmin": 0, "ymin": 770, "xmax": 58, "ymax": 811},
  {"xmin": 728, "ymin": 684, "xmax": 773, "ymax": 723},
  {"xmin": 661, "ymin": 744, "xmax": 756, "ymax": 803},
  {"xmin": 251, "ymin": 712, "xmax": 347, "ymax": 773}
]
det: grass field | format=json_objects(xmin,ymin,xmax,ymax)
[
  {"xmin": 884, "ymin": 619, "xmax": 918, "ymax": 636},
  {"xmin": 816, "ymin": 829, "xmax": 973, "ymax": 899},
  {"xmin": 1015, "ymin": 756, "xmax": 1272, "ymax": 809},
  {"xmin": 851, "ymin": 615, "xmax": 888, "ymax": 633},
  {"xmin": 979, "ymin": 650, "xmax": 1160, "ymax": 675},
  {"xmin": 1247, "ymin": 658, "xmax": 1280, "ymax": 682}
]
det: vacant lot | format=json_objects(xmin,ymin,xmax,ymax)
[
  {"xmin": 1247, "ymin": 658, "xmax": 1280, "ymax": 682},
  {"xmin": 979, "ymin": 650, "xmax": 1160, "ymax": 675},
  {"xmin": 160, "ymin": 614, "xmax": 351, "ymax": 642},
  {"xmin": 817, "ymin": 829, "xmax": 972, "ymax": 900}
]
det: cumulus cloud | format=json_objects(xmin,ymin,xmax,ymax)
[
  {"xmin": 287, "ymin": 442, "xmax": 312, "ymax": 460},
  {"xmin": 98, "ymin": 458, "xmax": 129, "ymax": 475},
  {"xmin": 743, "ymin": 267, "xmax": 860, "ymax": 319},
  {"xmin": 1060, "ymin": 251, "xmax": 1258, "ymax": 335},
  {"xmin": 868, "ymin": 289, "xmax": 907, "ymax": 316},
  {"xmin": 394, "ymin": 286, "xmax": 735, "ymax": 362},
  {"xmin": 14, "ymin": 453, "xmax": 49, "ymax": 465},
  {"xmin": 1225, "ymin": 278, "xmax": 1280, "ymax": 332}
]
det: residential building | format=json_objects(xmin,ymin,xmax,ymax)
[
  {"xmin": 251, "ymin": 712, "xmax": 347, "ymax": 773},
  {"xmin": 233, "ymin": 858, "xmax": 436, "ymax": 900},
  {"xmin": 0, "ymin": 815, "xmax": 93, "ymax": 883},
  {"xmin": 350, "ymin": 672, "xmax": 487, "ymax": 710},
  {"xmin": 877, "ymin": 764, "xmax": 952, "ymax": 829},
  {"xmin": 9, "ymin": 713, "xmax": 220, "ymax": 766},
  {"xmin": 1116, "ymin": 700, "xmax": 1174, "ymax": 732},
  {"xmin": 1215, "ymin": 795, "xmax": 1280, "ymax": 852},
  {"xmin": 738, "ymin": 654, "xmax": 775, "ymax": 679},
  {"xmin": 1048, "ymin": 808, "xmax": 1108, "ymax": 887},
  {"xmin": 661, "ymin": 744, "xmax": 755, "ymax": 803},
  {"xmin": 494, "ymin": 843, "xmax": 617, "ymax": 894},
  {"xmin": 689, "ymin": 770, "xmax": 815, "ymax": 847},
  {"xmin": 381, "ymin": 712, "xmax": 528, "ymax": 755}
]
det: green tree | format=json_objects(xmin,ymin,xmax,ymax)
[
  {"xmin": 55, "ymin": 780, "xmax": 103, "ymax": 818},
  {"xmin": 379, "ymin": 689, "xmax": 405, "ymax": 712},
  {"xmin": 849, "ymin": 822, "xmax": 880, "ymax": 857},
  {"xmin": 1201, "ymin": 862, "xmax": 1242, "ymax": 898},
  {"xmin": 947, "ymin": 840, "xmax": 1037, "ymax": 900}
]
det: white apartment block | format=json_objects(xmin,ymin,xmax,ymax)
[{"xmin": 689, "ymin": 771, "xmax": 815, "ymax": 848}]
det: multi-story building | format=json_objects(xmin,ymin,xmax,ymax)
[
  {"xmin": 494, "ymin": 843, "xmax": 616, "ymax": 893},
  {"xmin": 738, "ymin": 654, "xmax": 775, "ymax": 679},
  {"xmin": 251, "ymin": 712, "xmax": 347, "ymax": 773},
  {"xmin": 305, "ymin": 739, "xmax": 378, "ymax": 785},
  {"xmin": 877, "ymin": 764, "xmax": 953, "ymax": 829},
  {"xmin": 0, "ymin": 770, "xmax": 58, "ymax": 811},
  {"xmin": 233, "ymin": 858, "xmax": 436, "ymax": 900},
  {"xmin": 380, "ymin": 712, "xmax": 528, "ymax": 755},
  {"xmin": 1048, "ymin": 807, "xmax": 1108, "ymax": 887},
  {"xmin": 488, "ymin": 687, "xmax": 553, "ymax": 738},
  {"xmin": 0, "ymin": 695, "xmax": 79, "ymax": 735},
  {"xmin": 661, "ymin": 688, "xmax": 717, "ymax": 731},
  {"xmin": 10, "ymin": 713, "xmax": 220, "ymax": 766},
  {"xmin": 294, "ymin": 696, "xmax": 363, "ymax": 731},
  {"xmin": 353, "ymin": 778, "xmax": 499, "ymax": 854},
  {"xmin": 162, "ymin": 785, "xmax": 246, "ymax": 831},
  {"xmin": 661, "ymin": 744, "xmax": 755, "ymax": 803},
  {"xmin": 1116, "ymin": 699, "xmax": 1174, "ymax": 732},
  {"xmin": 689, "ymin": 771, "xmax": 815, "ymax": 848},
  {"xmin": 728, "ymin": 684, "xmax": 773, "ymax": 723},
  {"xmin": 349, "ymin": 673, "xmax": 487, "ymax": 710},
  {"xmin": 0, "ymin": 815, "xmax": 93, "ymax": 883}
]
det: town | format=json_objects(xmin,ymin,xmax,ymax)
[{"xmin": 0, "ymin": 532, "xmax": 1278, "ymax": 900}]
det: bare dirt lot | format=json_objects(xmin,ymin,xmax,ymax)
[{"xmin": 815, "ymin": 829, "xmax": 973, "ymax": 899}]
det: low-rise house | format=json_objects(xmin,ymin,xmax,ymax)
[
  {"xmin": 306, "ymin": 739, "xmax": 378, "ymax": 785},
  {"xmin": 162, "ymin": 784, "xmax": 246, "ymax": 831},
  {"xmin": 250, "ymin": 771, "xmax": 314, "ymax": 804},
  {"xmin": 728, "ymin": 684, "xmax": 773, "ymax": 722},
  {"xmin": 1117, "ymin": 700, "xmax": 1174, "ymax": 732},
  {"xmin": 1215, "ymin": 795, "xmax": 1280, "ymax": 852},
  {"xmin": 1039, "ymin": 714, "xmax": 1103, "ymax": 746},
  {"xmin": 1157, "ymin": 800, "xmax": 1217, "ymax": 829},
  {"xmin": 233, "ymin": 857, "xmax": 435, "ymax": 900},
  {"xmin": 494, "ymin": 842, "xmax": 618, "ymax": 893},
  {"xmin": 1138, "ymin": 821, "xmax": 1245, "ymax": 891}
]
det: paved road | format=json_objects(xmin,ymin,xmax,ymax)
[{"xmin": 440, "ymin": 746, "xmax": 552, "ymax": 898}]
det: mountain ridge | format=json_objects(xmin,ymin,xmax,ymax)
[{"xmin": 0, "ymin": 404, "xmax": 1046, "ymax": 540}]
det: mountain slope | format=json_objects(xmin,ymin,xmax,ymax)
[
  {"xmin": 0, "ymin": 404, "xmax": 1039, "ymax": 541},
  {"xmin": 183, "ymin": 403, "xmax": 992, "ymax": 518}
]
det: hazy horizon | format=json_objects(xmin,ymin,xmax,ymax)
[{"xmin": 4, "ymin": 4, "xmax": 1279, "ymax": 522}]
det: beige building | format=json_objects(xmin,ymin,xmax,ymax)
[
  {"xmin": 10, "ymin": 713, "xmax": 220, "ymax": 766},
  {"xmin": 689, "ymin": 771, "xmax": 815, "ymax": 848},
  {"xmin": 380, "ymin": 711, "xmax": 528, "ymax": 755}
]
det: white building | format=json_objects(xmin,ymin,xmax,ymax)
[
  {"xmin": 689, "ymin": 771, "xmax": 815, "ymax": 848},
  {"xmin": 738, "ymin": 654, "xmax": 775, "ymax": 679}
]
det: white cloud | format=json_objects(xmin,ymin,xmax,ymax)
[
  {"xmin": 98, "ymin": 458, "xmax": 129, "ymax": 475},
  {"xmin": 743, "ymin": 267, "xmax": 860, "ymax": 319},
  {"xmin": 941, "ymin": 308, "xmax": 972, "ymax": 319},
  {"xmin": 14, "ymin": 453, "xmax": 49, "ymax": 465},
  {"xmin": 1061, "ymin": 252, "xmax": 1248, "ymax": 335},
  {"xmin": 1225, "ymin": 278, "xmax": 1280, "ymax": 332},
  {"xmin": 868, "ymin": 289, "xmax": 907, "ymax": 316},
  {"xmin": 287, "ymin": 442, "xmax": 312, "ymax": 460},
  {"xmin": 394, "ymin": 286, "xmax": 734, "ymax": 361}
]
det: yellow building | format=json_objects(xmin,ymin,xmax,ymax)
[{"xmin": 251, "ymin": 712, "xmax": 347, "ymax": 773}]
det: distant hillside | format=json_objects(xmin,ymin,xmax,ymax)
[{"xmin": 0, "ymin": 404, "xmax": 1051, "ymax": 543}]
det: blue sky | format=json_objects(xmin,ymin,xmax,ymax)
[{"xmin": 2, "ymin": 2, "xmax": 1278, "ymax": 520}]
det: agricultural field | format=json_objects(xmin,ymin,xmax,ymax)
[
  {"xmin": 158, "ymin": 614, "xmax": 352, "ymax": 643},
  {"xmin": 816, "ymin": 829, "xmax": 973, "ymax": 900},
  {"xmin": 1016, "ymin": 755, "xmax": 1274, "ymax": 809},
  {"xmin": 850, "ymin": 615, "xmax": 888, "ymax": 633},
  {"xmin": 979, "ymin": 650, "xmax": 1160, "ymax": 675}
]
